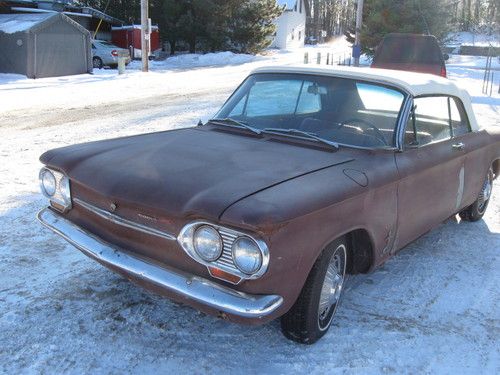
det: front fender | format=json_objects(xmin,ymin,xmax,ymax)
[{"xmin": 219, "ymin": 153, "xmax": 399, "ymax": 315}]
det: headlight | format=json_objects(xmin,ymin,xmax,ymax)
[
  {"xmin": 232, "ymin": 237, "xmax": 263, "ymax": 274},
  {"xmin": 39, "ymin": 167, "xmax": 72, "ymax": 212},
  {"xmin": 40, "ymin": 169, "xmax": 56, "ymax": 197},
  {"xmin": 193, "ymin": 225, "xmax": 223, "ymax": 261}
]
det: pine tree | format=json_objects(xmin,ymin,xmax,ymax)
[
  {"xmin": 152, "ymin": 0, "xmax": 184, "ymax": 55},
  {"xmin": 76, "ymin": 0, "xmax": 140, "ymax": 24},
  {"xmin": 345, "ymin": 0, "xmax": 454, "ymax": 55},
  {"xmin": 80, "ymin": 0, "xmax": 284, "ymax": 55},
  {"xmin": 229, "ymin": 0, "xmax": 283, "ymax": 54}
]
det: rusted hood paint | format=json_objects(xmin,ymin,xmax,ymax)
[{"xmin": 40, "ymin": 127, "xmax": 354, "ymax": 220}]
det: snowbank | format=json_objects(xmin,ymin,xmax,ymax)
[
  {"xmin": 128, "ymin": 51, "xmax": 258, "ymax": 70},
  {"xmin": 447, "ymin": 54, "xmax": 500, "ymax": 69},
  {"xmin": 448, "ymin": 31, "xmax": 500, "ymax": 47}
]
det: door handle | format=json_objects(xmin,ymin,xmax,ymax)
[{"xmin": 452, "ymin": 142, "xmax": 464, "ymax": 151}]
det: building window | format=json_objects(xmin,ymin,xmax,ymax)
[
  {"xmin": 299, "ymin": 31, "xmax": 302, "ymax": 40},
  {"xmin": 299, "ymin": 0, "xmax": 302, "ymax": 13},
  {"xmin": 294, "ymin": 3, "xmax": 297, "ymax": 11},
  {"xmin": 291, "ymin": 29, "xmax": 295, "ymax": 40}
]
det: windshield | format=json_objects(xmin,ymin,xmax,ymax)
[{"xmin": 215, "ymin": 73, "xmax": 406, "ymax": 148}]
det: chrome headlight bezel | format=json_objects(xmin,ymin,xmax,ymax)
[
  {"xmin": 39, "ymin": 169, "xmax": 57, "ymax": 197},
  {"xmin": 177, "ymin": 221, "xmax": 269, "ymax": 284},
  {"xmin": 39, "ymin": 167, "xmax": 72, "ymax": 212}
]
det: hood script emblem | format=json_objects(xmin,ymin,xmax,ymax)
[
  {"xmin": 138, "ymin": 213, "xmax": 158, "ymax": 222},
  {"xmin": 110, "ymin": 203, "xmax": 117, "ymax": 212}
]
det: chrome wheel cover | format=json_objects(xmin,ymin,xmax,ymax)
[
  {"xmin": 477, "ymin": 171, "xmax": 493, "ymax": 214},
  {"xmin": 318, "ymin": 244, "xmax": 347, "ymax": 331}
]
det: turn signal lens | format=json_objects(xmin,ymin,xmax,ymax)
[{"xmin": 208, "ymin": 266, "xmax": 242, "ymax": 284}]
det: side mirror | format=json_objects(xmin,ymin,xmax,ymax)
[{"xmin": 443, "ymin": 53, "xmax": 449, "ymax": 61}]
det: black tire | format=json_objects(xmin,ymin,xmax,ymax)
[
  {"xmin": 459, "ymin": 168, "xmax": 494, "ymax": 222},
  {"xmin": 93, "ymin": 57, "xmax": 103, "ymax": 69},
  {"xmin": 280, "ymin": 237, "xmax": 348, "ymax": 344}
]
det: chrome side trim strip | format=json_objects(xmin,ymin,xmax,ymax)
[
  {"xmin": 73, "ymin": 198, "xmax": 176, "ymax": 241},
  {"xmin": 37, "ymin": 208, "xmax": 283, "ymax": 319},
  {"xmin": 396, "ymin": 95, "xmax": 414, "ymax": 151}
]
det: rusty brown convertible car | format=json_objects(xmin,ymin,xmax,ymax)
[{"xmin": 38, "ymin": 66, "xmax": 500, "ymax": 344}]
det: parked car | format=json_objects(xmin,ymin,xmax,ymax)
[
  {"xmin": 305, "ymin": 36, "xmax": 318, "ymax": 45},
  {"xmin": 91, "ymin": 40, "xmax": 130, "ymax": 69},
  {"xmin": 371, "ymin": 33, "xmax": 449, "ymax": 77},
  {"xmin": 37, "ymin": 66, "xmax": 499, "ymax": 344}
]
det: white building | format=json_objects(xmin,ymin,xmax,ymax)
[{"xmin": 271, "ymin": 0, "xmax": 309, "ymax": 50}]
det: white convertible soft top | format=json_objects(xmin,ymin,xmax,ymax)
[{"xmin": 251, "ymin": 65, "xmax": 479, "ymax": 130}]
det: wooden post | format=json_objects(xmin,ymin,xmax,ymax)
[{"xmin": 141, "ymin": 0, "xmax": 149, "ymax": 72}]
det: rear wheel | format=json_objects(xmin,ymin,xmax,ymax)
[
  {"xmin": 280, "ymin": 237, "xmax": 347, "ymax": 344},
  {"xmin": 460, "ymin": 168, "xmax": 494, "ymax": 222},
  {"xmin": 93, "ymin": 57, "xmax": 103, "ymax": 69}
]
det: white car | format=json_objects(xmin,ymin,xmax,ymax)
[{"xmin": 91, "ymin": 40, "xmax": 130, "ymax": 69}]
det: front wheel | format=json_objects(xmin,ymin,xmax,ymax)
[
  {"xmin": 460, "ymin": 168, "xmax": 494, "ymax": 222},
  {"xmin": 280, "ymin": 237, "xmax": 347, "ymax": 344}
]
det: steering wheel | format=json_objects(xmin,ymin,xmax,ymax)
[{"xmin": 339, "ymin": 118, "xmax": 388, "ymax": 146}]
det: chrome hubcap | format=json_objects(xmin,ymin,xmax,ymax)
[
  {"xmin": 478, "ymin": 173, "xmax": 492, "ymax": 213},
  {"xmin": 318, "ymin": 245, "xmax": 346, "ymax": 326}
]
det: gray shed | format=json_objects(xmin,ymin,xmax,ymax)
[{"xmin": 0, "ymin": 13, "xmax": 92, "ymax": 78}]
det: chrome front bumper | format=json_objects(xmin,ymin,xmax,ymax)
[{"xmin": 37, "ymin": 208, "xmax": 283, "ymax": 319}]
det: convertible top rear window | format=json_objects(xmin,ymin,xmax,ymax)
[{"xmin": 216, "ymin": 73, "xmax": 406, "ymax": 148}]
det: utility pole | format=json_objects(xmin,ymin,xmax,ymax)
[
  {"xmin": 140, "ymin": 0, "xmax": 149, "ymax": 72},
  {"xmin": 353, "ymin": 0, "xmax": 364, "ymax": 67}
]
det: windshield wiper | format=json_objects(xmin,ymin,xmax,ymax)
[
  {"xmin": 208, "ymin": 118, "xmax": 262, "ymax": 135},
  {"xmin": 262, "ymin": 128, "xmax": 339, "ymax": 149}
]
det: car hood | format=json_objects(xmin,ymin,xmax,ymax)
[{"xmin": 40, "ymin": 127, "xmax": 354, "ymax": 220}]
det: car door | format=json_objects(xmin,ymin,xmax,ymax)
[
  {"xmin": 447, "ymin": 98, "xmax": 489, "ymax": 210},
  {"xmin": 394, "ymin": 95, "xmax": 467, "ymax": 251}
]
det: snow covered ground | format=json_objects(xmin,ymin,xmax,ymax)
[
  {"xmin": 0, "ymin": 49, "xmax": 499, "ymax": 374},
  {"xmin": 448, "ymin": 31, "xmax": 500, "ymax": 47}
]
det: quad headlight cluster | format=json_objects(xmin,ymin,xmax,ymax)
[
  {"xmin": 178, "ymin": 221, "xmax": 269, "ymax": 284},
  {"xmin": 39, "ymin": 167, "xmax": 72, "ymax": 212}
]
